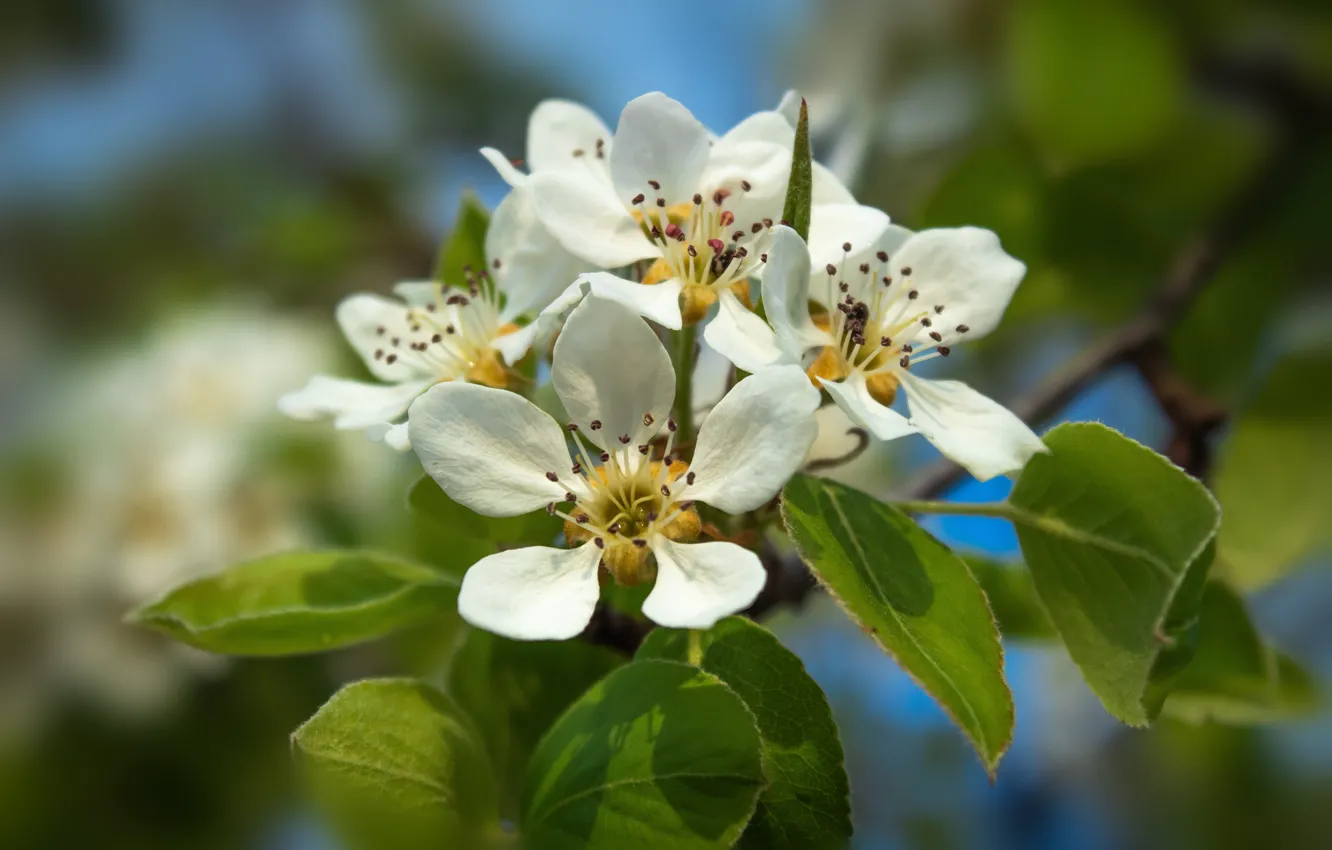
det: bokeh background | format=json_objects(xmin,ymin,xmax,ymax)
[{"xmin": 1, "ymin": 1, "xmax": 1329, "ymax": 848}]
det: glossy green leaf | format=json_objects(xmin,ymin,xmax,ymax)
[
  {"xmin": 964, "ymin": 558, "xmax": 1055, "ymax": 640},
  {"xmin": 1010, "ymin": 0, "xmax": 1183, "ymax": 165},
  {"xmin": 129, "ymin": 551, "xmax": 459, "ymax": 656},
  {"xmin": 638, "ymin": 618, "xmax": 851, "ymax": 850},
  {"xmin": 292, "ymin": 678, "xmax": 498, "ymax": 850},
  {"xmin": 781, "ymin": 474, "xmax": 1014, "ymax": 775},
  {"xmin": 434, "ymin": 191, "xmax": 490, "ymax": 290},
  {"xmin": 447, "ymin": 628, "xmax": 623, "ymax": 816},
  {"xmin": 1163, "ymin": 582, "xmax": 1318, "ymax": 725},
  {"xmin": 780, "ymin": 97, "xmax": 812, "ymax": 240},
  {"xmin": 1214, "ymin": 349, "xmax": 1332, "ymax": 590},
  {"xmin": 1007, "ymin": 423, "xmax": 1221, "ymax": 725},
  {"xmin": 409, "ymin": 475, "xmax": 561, "ymax": 548},
  {"xmin": 522, "ymin": 660, "xmax": 764, "ymax": 850}
]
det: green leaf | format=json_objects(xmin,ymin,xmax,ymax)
[
  {"xmin": 447, "ymin": 629, "xmax": 623, "ymax": 817},
  {"xmin": 434, "ymin": 191, "xmax": 490, "ymax": 289},
  {"xmin": 1009, "ymin": 0, "xmax": 1183, "ymax": 165},
  {"xmin": 637, "ymin": 618, "xmax": 851, "ymax": 850},
  {"xmin": 292, "ymin": 678, "xmax": 499, "ymax": 850},
  {"xmin": 409, "ymin": 475, "xmax": 561, "ymax": 549},
  {"xmin": 522, "ymin": 659, "xmax": 765, "ymax": 850},
  {"xmin": 130, "ymin": 551, "xmax": 458, "ymax": 656},
  {"xmin": 964, "ymin": 558, "xmax": 1056, "ymax": 640},
  {"xmin": 1163, "ymin": 582, "xmax": 1318, "ymax": 725},
  {"xmin": 780, "ymin": 97, "xmax": 812, "ymax": 241},
  {"xmin": 1214, "ymin": 349, "xmax": 1332, "ymax": 590},
  {"xmin": 1007, "ymin": 423, "xmax": 1221, "ymax": 725},
  {"xmin": 781, "ymin": 474, "xmax": 1014, "ymax": 775}
]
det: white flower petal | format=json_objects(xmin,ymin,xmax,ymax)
[
  {"xmin": 408, "ymin": 382, "xmax": 577, "ymax": 517},
  {"xmin": 278, "ymin": 375, "xmax": 431, "ymax": 430},
  {"xmin": 776, "ymin": 89, "xmax": 803, "ymax": 126},
  {"xmin": 610, "ymin": 92, "xmax": 710, "ymax": 206},
  {"xmin": 458, "ymin": 543, "xmax": 603, "ymax": 640},
  {"xmin": 365, "ymin": 420, "xmax": 413, "ymax": 452},
  {"xmin": 642, "ymin": 538, "xmax": 766, "ymax": 629},
  {"xmin": 684, "ymin": 365, "xmax": 819, "ymax": 513},
  {"xmin": 690, "ymin": 336, "xmax": 733, "ymax": 421},
  {"xmin": 487, "ymin": 188, "xmax": 587, "ymax": 321},
  {"xmin": 527, "ymin": 99, "xmax": 613, "ymax": 175},
  {"xmin": 720, "ymin": 111, "xmax": 794, "ymax": 147},
  {"xmin": 490, "ymin": 323, "xmax": 540, "ymax": 367},
  {"xmin": 703, "ymin": 289, "xmax": 790, "ymax": 374},
  {"xmin": 700, "ymin": 139, "xmax": 791, "ymax": 232},
  {"xmin": 481, "ymin": 146, "xmax": 527, "ymax": 187},
  {"xmin": 530, "ymin": 170, "xmax": 654, "ymax": 268},
  {"xmin": 581, "ymin": 271, "xmax": 684, "ymax": 330},
  {"xmin": 763, "ymin": 226, "xmax": 832, "ymax": 356},
  {"xmin": 336, "ymin": 294, "xmax": 435, "ymax": 382},
  {"xmin": 392, "ymin": 280, "xmax": 440, "ymax": 306},
  {"xmin": 807, "ymin": 203, "xmax": 891, "ymax": 273},
  {"xmin": 812, "ymin": 164, "xmax": 858, "ymax": 206},
  {"xmin": 899, "ymin": 371, "xmax": 1047, "ymax": 482},
  {"xmin": 552, "ymin": 296, "xmax": 675, "ymax": 450},
  {"xmin": 892, "ymin": 227, "xmax": 1026, "ymax": 345},
  {"xmin": 820, "ymin": 373, "xmax": 918, "ymax": 442}
]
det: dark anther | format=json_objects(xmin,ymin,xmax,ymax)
[
  {"xmin": 751, "ymin": 222, "xmax": 763, "ymax": 234},
  {"xmin": 929, "ymin": 331, "xmax": 943, "ymax": 342},
  {"xmin": 571, "ymin": 462, "xmax": 583, "ymax": 475},
  {"xmin": 902, "ymin": 344, "xmax": 914, "ymax": 353},
  {"xmin": 374, "ymin": 349, "xmax": 384, "ymax": 360},
  {"xmin": 577, "ymin": 514, "xmax": 589, "ymax": 523},
  {"xmin": 655, "ymin": 198, "xmax": 666, "ymax": 207},
  {"xmin": 594, "ymin": 537, "xmax": 605, "ymax": 549},
  {"xmin": 842, "ymin": 241, "xmax": 852, "ymax": 252},
  {"xmin": 376, "ymin": 326, "xmax": 386, "ymax": 335},
  {"xmin": 825, "ymin": 263, "xmax": 837, "ymax": 276},
  {"xmin": 880, "ymin": 336, "xmax": 892, "ymax": 347},
  {"xmin": 567, "ymin": 422, "xmax": 579, "ymax": 432},
  {"xmin": 633, "ymin": 539, "xmax": 647, "ymax": 548},
  {"xmin": 740, "ymin": 180, "xmax": 752, "ymax": 191},
  {"xmin": 572, "ymin": 148, "xmax": 585, "ymax": 157},
  {"xmin": 686, "ymin": 471, "xmax": 696, "ymax": 485},
  {"xmin": 643, "ymin": 412, "xmax": 654, "ymax": 426},
  {"xmin": 632, "ymin": 193, "xmax": 645, "ymax": 204},
  {"xmin": 638, "ymin": 445, "xmax": 650, "ymax": 455},
  {"xmin": 760, "ymin": 253, "xmax": 768, "ymax": 262},
  {"xmin": 921, "ymin": 317, "xmax": 932, "ymax": 327},
  {"xmin": 618, "ymin": 434, "xmax": 630, "ymax": 444},
  {"xmin": 608, "ymin": 522, "xmax": 621, "ymax": 534},
  {"xmin": 839, "ymin": 282, "xmax": 849, "ymax": 293},
  {"xmin": 590, "ymin": 420, "xmax": 602, "ymax": 430},
  {"xmin": 660, "ymin": 485, "xmax": 671, "ymax": 497},
  {"xmin": 493, "ymin": 258, "xmax": 502, "ymax": 269},
  {"xmin": 762, "ymin": 217, "xmax": 773, "ymax": 227},
  {"xmin": 732, "ymin": 230, "xmax": 745, "ymax": 242},
  {"xmin": 431, "ymin": 333, "xmax": 442, "ymax": 343},
  {"xmin": 565, "ymin": 491, "xmax": 577, "ymax": 503},
  {"xmin": 546, "ymin": 503, "xmax": 556, "ymax": 515},
  {"xmin": 908, "ymin": 290, "xmax": 919, "ymax": 300},
  {"xmin": 901, "ymin": 266, "xmax": 913, "ymax": 276},
  {"xmin": 938, "ymin": 346, "xmax": 951, "ymax": 356},
  {"xmin": 934, "ymin": 304, "xmax": 944, "ymax": 314},
  {"xmin": 956, "ymin": 324, "xmax": 970, "ymax": 333},
  {"xmin": 667, "ymin": 418, "xmax": 678, "ymax": 432},
  {"xmin": 876, "ymin": 251, "xmax": 888, "ymax": 262},
  {"xmin": 648, "ymin": 179, "xmax": 661, "ymax": 189},
  {"xmin": 859, "ymin": 263, "xmax": 870, "ymax": 274},
  {"xmin": 599, "ymin": 451, "xmax": 610, "ymax": 462},
  {"xmin": 693, "ymin": 193, "xmax": 703, "ymax": 204},
  {"xmin": 712, "ymin": 188, "xmax": 731, "ymax": 205},
  {"xmin": 900, "ymin": 355, "xmax": 911, "ymax": 368},
  {"xmin": 687, "ymin": 245, "xmax": 698, "ymax": 257},
  {"xmin": 391, "ymin": 336, "xmax": 400, "ymax": 346},
  {"xmin": 386, "ymin": 354, "xmax": 398, "ymax": 364},
  {"xmin": 545, "ymin": 471, "xmax": 559, "ymax": 482}
]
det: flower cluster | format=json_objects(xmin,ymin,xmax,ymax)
[{"xmin": 282, "ymin": 91, "xmax": 1046, "ymax": 640}]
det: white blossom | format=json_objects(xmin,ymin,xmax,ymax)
[
  {"xmin": 708, "ymin": 225, "xmax": 1047, "ymax": 481},
  {"xmin": 485, "ymin": 92, "xmax": 889, "ymax": 329},
  {"xmin": 409, "ymin": 296, "xmax": 820, "ymax": 640},
  {"xmin": 280, "ymin": 188, "xmax": 588, "ymax": 450}
]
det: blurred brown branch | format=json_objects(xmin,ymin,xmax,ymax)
[{"xmin": 580, "ymin": 55, "xmax": 1331, "ymax": 655}]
